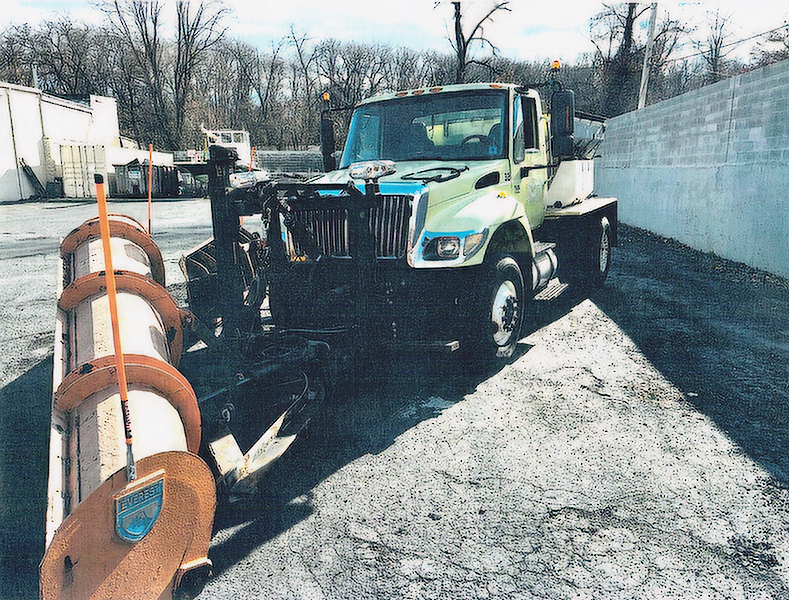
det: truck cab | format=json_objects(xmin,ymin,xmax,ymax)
[{"xmin": 319, "ymin": 84, "xmax": 549, "ymax": 266}]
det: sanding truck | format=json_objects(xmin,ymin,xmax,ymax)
[{"xmin": 187, "ymin": 76, "xmax": 617, "ymax": 360}]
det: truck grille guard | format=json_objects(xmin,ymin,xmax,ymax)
[{"xmin": 207, "ymin": 147, "xmax": 424, "ymax": 338}]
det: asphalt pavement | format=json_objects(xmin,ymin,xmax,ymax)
[{"xmin": 1, "ymin": 199, "xmax": 788, "ymax": 599}]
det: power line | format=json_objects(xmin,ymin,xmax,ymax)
[{"xmin": 664, "ymin": 22, "xmax": 789, "ymax": 64}]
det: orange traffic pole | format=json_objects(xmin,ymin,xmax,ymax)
[
  {"xmin": 249, "ymin": 146, "xmax": 256, "ymax": 171},
  {"xmin": 95, "ymin": 173, "xmax": 137, "ymax": 482},
  {"xmin": 147, "ymin": 143, "xmax": 153, "ymax": 233}
]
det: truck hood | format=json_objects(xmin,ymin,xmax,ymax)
[{"xmin": 315, "ymin": 159, "xmax": 509, "ymax": 202}]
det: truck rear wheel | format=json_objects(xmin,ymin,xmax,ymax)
[
  {"xmin": 570, "ymin": 216, "xmax": 611, "ymax": 288},
  {"xmin": 588, "ymin": 216, "xmax": 612, "ymax": 286},
  {"xmin": 465, "ymin": 255, "xmax": 525, "ymax": 360}
]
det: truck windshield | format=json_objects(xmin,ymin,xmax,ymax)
[{"xmin": 340, "ymin": 90, "xmax": 508, "ymax": 168}]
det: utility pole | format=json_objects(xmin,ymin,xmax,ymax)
[{"xmin": 638, "ymin": 3, "xmax": 658, "ymax": 109}]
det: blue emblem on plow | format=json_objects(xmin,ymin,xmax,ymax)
[{"xmin": 115, "ymin": 473, "xmax": 164, "ymax": 543}]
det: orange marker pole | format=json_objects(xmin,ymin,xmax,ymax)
[
  {"xmin": 95, "ymin": 173, "xmax": 137, "ymax": 482},
  {"xmin": 249, "ymin": 146, "xmax": 255, "ymax": 171},
  {"xmin": 147, "ymin": 143, "xmax": 153, "ymax": 233}
]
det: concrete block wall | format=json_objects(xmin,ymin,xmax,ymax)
[{"xmin": 596, "ymin": 59, "xmax": 789, "ymax": 278}]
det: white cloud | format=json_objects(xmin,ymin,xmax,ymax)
[
  {"xmin": 224, "ymin": 0, "xmax": 789, "ymax": 63},
  {"xmin": 2, "ymin": 0, "xmax": 788, "ymax": 63}
]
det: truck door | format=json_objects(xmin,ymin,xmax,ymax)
[{"xmin": 512, "ymin": 93, "xmax": 548, "ymax": 227}]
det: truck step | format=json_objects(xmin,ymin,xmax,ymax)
[{"xmin": 533, "ymin": 278, "xmax": 568, "ymax": 302}]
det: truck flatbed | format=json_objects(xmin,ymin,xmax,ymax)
[{"xmin": 544, "ymin": 195, "xmax": 617, "ymax": 219}]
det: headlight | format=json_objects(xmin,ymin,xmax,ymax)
[
  {"xmin": 436, "ymin": 237, "xmax": 460, "ymax": 258},
  {"xmin": 423, "ymin": 236, "xmax": 460, "ymax": 260},
  {"xmin": 463, "ymin": 231, "xmax": 486, "ymax": 258},
  {"xmin": 421, "ymin": 229, "xmax": 487, "ymax": 261}
]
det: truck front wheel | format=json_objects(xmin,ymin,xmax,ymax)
[{"xmin": 465, "ymin": 255, "xmax": 525, "ymax": 360}]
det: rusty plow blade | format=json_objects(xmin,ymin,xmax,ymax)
[
  {"xmin": 41, "ymin": 214, "xmax": 215, "ymax": 600},
  {"xmin": 41, "ymin": 210, "xmax": 330, "ymax": 599}
]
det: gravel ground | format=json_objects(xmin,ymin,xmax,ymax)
[
  {"xmin": 1, "ymin": 200, "xmax": 788, "ymax": 599},
  {"xmin": 195, "ymin": 227, "xmax": 789, "ymax": 599}
]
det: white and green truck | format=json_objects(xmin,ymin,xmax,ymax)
[{"xmin": 192, "ymin": 80, "xmax": 617, "ymax": 361}]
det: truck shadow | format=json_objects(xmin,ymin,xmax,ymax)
[
  {"xmin": 0, "ymin": 358, "xmax": 51, "ymax": 600},
  {"xmin": 200, "ymin": 276, "xmax": 593, "ymax": 578},
  {"xmin": 205, "ymin": 224, "xmax": 788, "ymax": 581},
  {"xmin": 590, "ymin": 225, "xmax": 789, "ymax": 486},
  {"xmin": 201, "ymin": 343, "xmax": 527, "ymax": 577}
]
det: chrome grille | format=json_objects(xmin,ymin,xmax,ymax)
[
  {"xmin": 286, "ymin": 195, "xmax": 412, "ymax": 260},
  {"xmin": 370, "ymin": 194, "xmax": 411, "ymax": 258}
]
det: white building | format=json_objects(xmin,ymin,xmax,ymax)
[{"xmin": 0, "ymin": 81, "xmax": 171, "ymax": 201}]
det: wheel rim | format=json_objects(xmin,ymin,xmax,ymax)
[
  {"xmin": 491, "ymin": 280, "xmax": 520, "ymax": 346},
  {"xmin": 599, "ymin": 229, "xmax": 610, "ymax": 274}
]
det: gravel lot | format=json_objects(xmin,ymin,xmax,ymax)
[{"xmin": 1, "ymin": 199, "xmax": 788, "ymax": 599}]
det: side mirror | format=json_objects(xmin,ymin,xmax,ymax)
[{"xmin": 551, "ymin": 89, "xmax": 575, "ymax": 159}]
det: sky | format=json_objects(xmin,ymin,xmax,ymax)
[{"xmin": 2, "ymin": 1, "xmax": 789, "ymax": 64}]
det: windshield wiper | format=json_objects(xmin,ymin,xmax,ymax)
[{"xmin": 401, "ymin": 165, "xmax": 469, "ymax": 183}]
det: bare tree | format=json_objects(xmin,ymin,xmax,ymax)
[
  {"xmin": 32, "ymin": 18, "xmax": 102, "ymax": 97},
  {"xmin": 188, "ymin": 37, "xmax": 286, "ymax": 149},
  {"xmin": 193, "ymin": 40, "xmax": 247, "ymax": 137},
  {"xmin": 102, "ymin": 0, "xmax": 172, "ymax": 146},
  {"xmin": 316, "ymin": 39, "xmax": 392, "ymax": 107},
  {"xmin": 694, "ymin": 10, "xmax": 735, "ymax": 84},
  {"xmin": 591, "ymin": 2, "xmax": 652, "ymax": 117},
  {"xmin": 446, "ymin": 1, "xmax": 510, "ymax": 84},
  {"xmin": 102, "ymin": 0, "xmax": 226, "ymax": 149},
  {"xmin": 286, "ymin": 27, "xmax": 319, "ymax": 149},
  {"xmin": 172, "ymin": 0, "xmax": 227, "ymax": 147},
  {"xmin": 100, "ymin": 27, "xmax": 149, "ymax": 144},
  {"xmin": 752, "ymin": 27, "xmax": 789, "ymax": 68},
  {"xmin": 638, "ymin": 12, "xmax": 691, "ymax": 105},
  {"xmin": 0, "ymin": 25, "xmax": 36, "ymax": 87},
  {"xmin": 385, "ymin": 47, "xmax": 438, "ymax": 91},
  {"xmin": 250, "ymin": 42, "xmax": 287, "ymax": 147}
]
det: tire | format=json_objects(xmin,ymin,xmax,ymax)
[
  {"xmin": 465, "ymin": 255, "xmax": 526, "ymax": 360},
  {"xmin": 570, "ymin": 216, "xmax": 612, "ymax": 288},
  {"xmin": 588, "ymin": 216, "xmax": 612, "ymax": 286}
]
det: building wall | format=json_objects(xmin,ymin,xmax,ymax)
[
  {"xmin": 89, "ymin": 95, "xmax": 121, "ymax": 148},
  {"xmin": 0, "ymin": 84, "xmax": 44, "ymax": 200},
  {"xmin": 0, "ymin": 82, "xmax": 165, "ymax": 201},
  {"xmin": 0, "ymin": 88, "xmax": 21, "ymax": 198},
  {"xmin": 596, "ymin": 59, "xmax": 789, "ymax": 278},
  {"xmin": 40, "ymin": 94, "xmax": 94, "ymax": 173}
]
